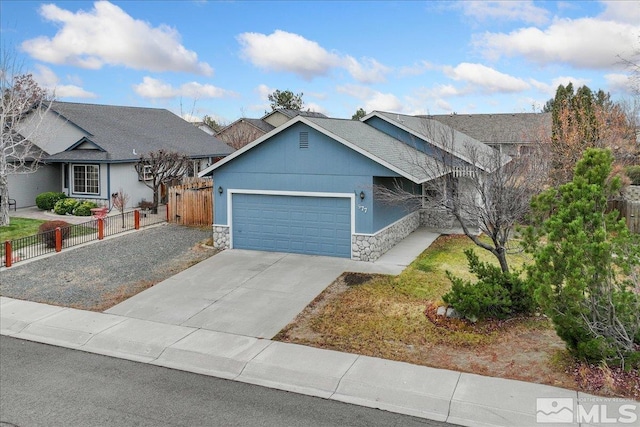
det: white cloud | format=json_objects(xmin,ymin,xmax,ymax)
[
  {"xmin": 133, "ymin": 77, "xmax": 234, "ymax": 99},
  {"xmin": 443, "ymin": 63, "xmax": 530, "ymax": 94},
  {"xmin": 336, "ymin": 84, "xmax": 373, "ymax": 99},
  {"xmin": 22, "ymin": 1, "xmax": 212, "ymax": 75},
  {"xmin": 304, "ymin": 102, "xmax": 328, "ymax": 115},
  {"xmin": 342, "ymin": 56, "xmax": 391, "ymax": 84},
  {"xmin": 256, "ymin": 84, "xmax": 274, "ymax": 101},
  {"xmin": 475, "ymin": 16, "xmax": 638, "ymax": 69},
  {"xmin": 238, "ymin": 30, "xmax": 390, "ymax": 83},
  {"xmin": 364, "ymin": 92, "xmax": 404, "ymax": 112},
  {"xmin": 237, "ymin": 30, "xmax": 340, "ymax": 80},
  {"xmin": 435, "ymin": 99, "xmax": 453, "ymax": 112},
  {"xmin": 432, "ymin": 84, "xmax": 465, "ymax": 97},
  {"xmin": 33, "ymin": 64, "xmax": 97, "ymax": 98},
  {"xmin": 398, "ymin": 61, "xmax": 436, "ymax": 77},
  {"xmin": 605, "ymin": 73, "xmax": 633, "ymax": 94},
  {"xmin": 460, "ymin": 1, "xmax": 550, "ymax": 25},
  {"xmin": 600, "ymin": 0, "xmax": 640, "ymax": 25},
  {"xmin": 335, "ymin": 84, "xmax": 404, "ymax": 113},
  {"xmin": 528, "ymin": 76, "xmax": 594, "ymax": 100}
]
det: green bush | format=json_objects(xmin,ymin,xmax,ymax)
[
  {"xmin": 38, "ymin": 220, "xmax": 71, "ymax": 248},
  {"xmin": 442, "ymin": 249, "xmax": 534, "ymax": 321},
  {"xmin": 35, "ymin": 192, "xmax": 67, "ymax": 210},
  {"xmin": 54, "ymin": 198, "xmax": 79, "ymax": 215},
  {"xmin": 73, "ymin": 201, "xmax": 99, "ymax": 216},
  {"xmin": 526, "ymin": 149, "xmax": 640, "ymax": 367},
  {"xmin": 625, "ymin": 165, "xmax": 640, "ymax": 185}
]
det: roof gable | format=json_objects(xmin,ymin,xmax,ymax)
[
  {"xmin": 42, "ymin": 101, "xmax": 234, "ymax": 162},
  {"xmin": 200, "ymin": 116, "xmax": 446, "ymax": 183},
  {"xmin": 261, "ymin": 109, "xmax": 328, "ymax": 127},
  {"xmin": 362, "ymin": 111, "xmax": 509, "ymax": 172}
]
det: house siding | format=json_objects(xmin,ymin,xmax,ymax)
[
  {"xmin": 7, "ymin": 164, "xmax": 61, "ymax": 208},
  {"xmin": 262, "ymin": 111, "xmax": 290, "ymax": 127},
  {"xmin": 109, "ymin": 163, "xmax": 155, "ymax": 208},
  {"xmin": 17, "ymin": 109, "xmax": 88, "ymax": 155},
  {"xmin": 213, "ymin": 122, "xmax": 402, "ymax": 235},
  {"xmin": 372, "ymin": 176, "xmax": 419, "ymax": 231}
]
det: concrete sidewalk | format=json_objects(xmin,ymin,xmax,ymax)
[{"xmin": 1, "ymin": 227, "xmax": 637, "ymax": 426}]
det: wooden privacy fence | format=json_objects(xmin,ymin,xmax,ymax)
[
  {"xmin": 609, "ymin": 199, "xmax": 640, "ymax": 234},
  {"xmin": 168, "ymin": 177, "xmax": 213, "ymax": 226}
]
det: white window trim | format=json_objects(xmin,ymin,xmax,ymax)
[
  {"xmin": 72, "ymin": 164, "xmax": 100, "ymax": 195},
  {"xmin": 142, "ymin": 164, "xmax": 153, "ymax": 181}
]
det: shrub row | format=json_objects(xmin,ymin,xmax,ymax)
[
  {"xmin": 52, "ymin": 198, "xmax": 99, "ymax": 216},
  {"xmin": 35, "ymin": 192, "xmax": 67, "ymax": 210}
]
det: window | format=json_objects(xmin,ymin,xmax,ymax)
[
  {"xmin": 519, "ymin": 145, "xmax": 533, "ymax": 156},
  {"xmin": 73, "ymin": 164, "xmax": 100, "ymax": 194},
  {"xmin": 142, "ymin": 164, "xmax": 153, "ymax": 181}
]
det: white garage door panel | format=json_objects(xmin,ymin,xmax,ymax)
[{"xmin": 232, "ymin": 193, "xmax": 351, "ymax": 258}]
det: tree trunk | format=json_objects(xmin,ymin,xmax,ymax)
[
  {"xmin": 496, "ymin": 248, "xmax": 510, "ymax": 274},
  {"xmin": 0, "ymin": 171, "xmax": 10, "ymax": 226},
  {"xmin": 152, "ymin": 186, "xmax": 159, "ymax": 215}
]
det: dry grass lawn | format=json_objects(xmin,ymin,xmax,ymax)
[{"xmin": 275, "ymin": 234, "xmax": 639, "ymax": 400}]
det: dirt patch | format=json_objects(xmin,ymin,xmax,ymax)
[
  {"xmin": 276, "ymin": 273, "xmax": 639, "ymax": 400},
  {"xmin": 343, "ymin": 272, "xmax": 382, "ymax": 286}
]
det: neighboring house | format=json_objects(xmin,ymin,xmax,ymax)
[
  {"xmin": 9, "ymin": 101, "xmax": 234, "ymax": 209},
  {"xmin": 216, "ymin": 118, "xmax": 275, "ymax": 150},
  {"xmin": 216, "ymin": 109, "xmax": 328, "ymax": 150},
  {"xmin": 199, "ymin": 111, "xmax": 508, "ymax": 261},
  {"xmin": 426, "ymin": 112, "xmax": 552, "ymax": 157},
  {"xmin": 191, "ymin": 121, "xmax": 217, "ymax": 136}
]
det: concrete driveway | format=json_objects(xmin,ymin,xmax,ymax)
[{"xmin": 106, "ymin": 229, "xmax": 440, "ymax": 338}]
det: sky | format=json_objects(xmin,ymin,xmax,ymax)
[{"xmin": 1, "ymin": 0, "xmax": 638, "ymax": 124}]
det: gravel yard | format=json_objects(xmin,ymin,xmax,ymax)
[{"xmin": 0, "ymin": 224, "xmax": 217, "ymax": 311}]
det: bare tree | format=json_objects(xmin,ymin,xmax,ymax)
[
  {"xmin": 0, "ymin": 53, "xmax": 53, "ymax": 225},
  {"xmin": 111, "ymin": 188, "xmax": 130, "ymax": 228},
  {"xmin": 216, "ymin": 119, "xmax": 265, "ymax": 150},
  {"xmin": 375, "ymin": 118, "xmax": 549, "ymax": 273},
  {"xmin": 134, "ymin": 150, "xmax": 190, "ymax": 213}
]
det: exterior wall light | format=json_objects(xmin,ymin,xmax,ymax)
[
  {"xmin": 218, "ymin": 186, "xmax": 223, "ymax": 195},
  {"xmin": 359, "ymin": 191, "xmax": 365, "ymax": 201}
]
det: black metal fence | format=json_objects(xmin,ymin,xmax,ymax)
[{"xmin": 2, "ymin": 209, "xmax": 167, "ymax": 268}]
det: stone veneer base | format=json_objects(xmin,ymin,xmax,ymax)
[
  {"xmin": 212, "ymin": 225, "xmax": 230, "ymax": 250},
  {"xmin": 351, "ymin": 212, "xmax": 420, "ymax": 262},
  {"xmin": 213, "ymin": 207, "xmax": 454, "ymax": 262}
]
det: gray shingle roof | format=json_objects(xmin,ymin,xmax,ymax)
[
  {"xmin": 371, "ymin": 112, "xmax": 509, "ymax": 172},
  {"xmin": 261, "ymin": 108, "xmax": 328, "ymax": 120},
  {"xmin": 305, "ymin": 117, "xmax": 446, "ymax": 183},
  {"xmin": 215, "ymin": 117, "xmax": 275, "ymax": 136},
  {"xmin": 44, "ymin": 102, "xmax": 234, "ymax": 163},
  {"xmin": 424, "ymin": 113, "xmax": 552, "ymax": 144},
  {"xmin": 240, "ymin": 118, "xmax": 276, "ymax": 133}
]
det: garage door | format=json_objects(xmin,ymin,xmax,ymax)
[{"xmin": 231, "ymin": 193, "xmax": 352, "ymax": 258}]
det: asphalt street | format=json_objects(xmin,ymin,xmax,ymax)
[{"xmin": 0, "ymin": 336, "xmax": 455, "ymax": 427}]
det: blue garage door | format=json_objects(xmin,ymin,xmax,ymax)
[{"xmin": 232, "ymin": 194, "xmax": 351, "ymax": 258}]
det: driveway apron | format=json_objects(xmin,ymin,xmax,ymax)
[{"xmin": 106, "ymin": 249, "xmax": 399, "ymax": 338}]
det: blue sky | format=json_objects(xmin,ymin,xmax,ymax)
[{"xmin": 1, "ymin": 1, "xmax": 638, "ymax": 124}]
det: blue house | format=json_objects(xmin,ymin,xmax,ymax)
[{"xmin": 199, "ymin": 111, "xmax": 503, "ymax": 261}]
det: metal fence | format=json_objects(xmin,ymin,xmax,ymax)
[{"xmin": 2, "ymin": 209, "xmax": 167, "ymax": 268}]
